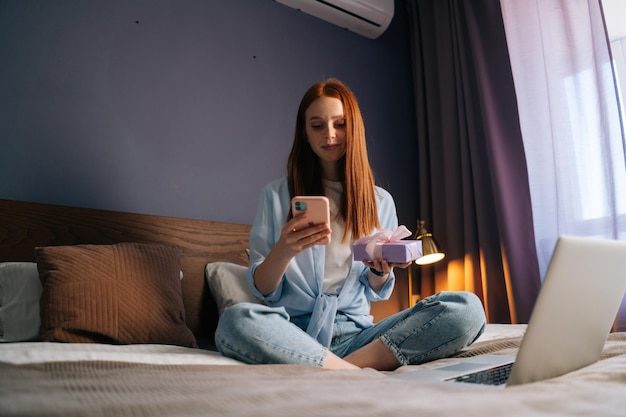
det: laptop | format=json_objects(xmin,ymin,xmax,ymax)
[{"xmin": 390, "ymin": 235, "xmax": 626, "ymax": 387}]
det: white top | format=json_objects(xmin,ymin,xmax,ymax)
[{"xmin": 323, "ymin": 180, "xmax": 352, "ymax": 294}]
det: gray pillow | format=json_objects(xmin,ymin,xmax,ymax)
[
  {"xmin": 205, "ymin": 262, "xmax": 262, "ymax": 315},
  {"xmin": 0, "ymin": 262, "xmax": 43, "ymax": 342}
]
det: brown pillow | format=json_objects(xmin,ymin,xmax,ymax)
[{"xmin": 35, "ymin": 242, "xmax": 198, "ymax": 348}]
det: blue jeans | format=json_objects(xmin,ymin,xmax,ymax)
[{"xmin": 215, "ymin": 291, "xmax": 486, "ymax": 367}]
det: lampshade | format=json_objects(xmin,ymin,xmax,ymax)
[{"xmin": 413, "ymin": 220, "xmax": 445, "ymax": 265}]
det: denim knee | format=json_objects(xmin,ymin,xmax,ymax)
[
  {"xmin": 214, "ymin": 302, "xmax": 327, "ymax": 366},
  {"xmin": 380, "ymin": 291, "xmax": 486, "ymax": 365},
  {"xmin": 214, "ymin": 303, "xmax": 288, "ymax": 357},
  {"xmin": 436, "ymin": 291, "xmax": 486, "ymax": 343}
]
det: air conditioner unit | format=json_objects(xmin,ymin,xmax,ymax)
[{"xmin": 275, "ymin": 0, "xmax": 394, "ymax": 39}]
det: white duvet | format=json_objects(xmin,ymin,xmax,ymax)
[
  {"xmin": 3, "ymin": 325, "xmax": 626, "ymax": 417},
  {"xmin": 0, "ymin": 323, "xmax": 526, "ymax": 366}
]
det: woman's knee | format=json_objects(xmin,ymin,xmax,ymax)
[
  {"xmin": 216, "ymin": 303, "xmax": 250, "ymax": 336},
  {"xmin": 214, "ymin": 303, "xmax": 325, "ymax": 366},
  {"xmin": 417, "ymin": 291, "xmax": 485, "ymax": 338},
  {"xmin": 437, "ymin": 291, "xmax": 486, "ymax": 340},
  {"xmin": 436, "ymin": 290, "xmax": 484, "ymax": 315},
  {"xmin": 215, "ymin": 303, "xmax": 289, "ymax": 346}
]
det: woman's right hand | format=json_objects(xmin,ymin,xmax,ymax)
[
  {"xmin": 277, "ymin": 212, "xmax": 331, "ymax": 258},
  {"xmin": 253, "ymin": 212, "xmax": 331, "ymax": 296}
]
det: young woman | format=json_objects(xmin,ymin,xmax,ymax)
[{"xmin": 215, "ymin": 79, "xmax": 486, "ymax": 370}]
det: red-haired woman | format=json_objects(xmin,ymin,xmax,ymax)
[{"xmin": 215, "ymin": 79, "xmax": 485, "ymax": 370}]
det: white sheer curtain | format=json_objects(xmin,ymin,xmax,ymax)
[
  {"xmin": 500, "ymin": 0, "xmax": 626, "ymax": 280},
  {"xmin": 612, "ymin": 37, "xmax": 626, "ymax": 120}
]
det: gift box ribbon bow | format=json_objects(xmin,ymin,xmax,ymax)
[{"xmin": 357, "ymin": 225, "xmax": 412, "ymax": 260}]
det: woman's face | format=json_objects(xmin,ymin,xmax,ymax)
[{"xmin": 304, "ymin": 96, "xmax": 347, "ymax": 176}]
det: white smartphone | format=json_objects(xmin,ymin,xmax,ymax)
[{"xmin": 291, "ymin": 196, "xmax": 331, "ymax": 245}]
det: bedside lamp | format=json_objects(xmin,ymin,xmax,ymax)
[
  {"xmin": 408, "ymin": 220, "xmax": 445, "ymax": 306},
  {"xmin": 413, "ymin": 220, "xmax": 445, "ymax": 265}
]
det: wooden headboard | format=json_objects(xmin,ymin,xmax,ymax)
[
  {"xmin": 0, "ymin": 199, "xmax": 251, "ymax": 344},
  {"xmin": 0, "ymin": 198, "xmax": 409, "ymax": 345}
]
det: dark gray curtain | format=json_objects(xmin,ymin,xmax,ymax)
[{"xmin": 406, "ymin": 0, "xmax": 541, "ymax": 323}]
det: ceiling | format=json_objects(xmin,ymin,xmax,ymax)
[{"xmin": 602, "ymin": 0, "xmax": 626, "ymax": 41}]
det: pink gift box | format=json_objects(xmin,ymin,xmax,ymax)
[{"xmin": 353, "ymin": 240, "xmax": 422, "ymax": 263}]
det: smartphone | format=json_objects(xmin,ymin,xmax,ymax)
[{"xmin": 291, "ymin": 196, "xmax": 331, "ymax": 243}]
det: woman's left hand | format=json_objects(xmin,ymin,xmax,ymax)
[{"xmin": 362, "ymin": 259, "xmax": 412, "ymax": 276}]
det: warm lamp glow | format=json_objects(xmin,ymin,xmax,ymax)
[
  {"xmin": 415, "ymin": 252, "xmax": 445, "ymax": 265},
  {"xmin": 413, "ymin": 220, "xmax": 445, "ymax": 265}
]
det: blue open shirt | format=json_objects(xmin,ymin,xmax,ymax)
[{"xmin": 246, "ymin": 177, "xmax": 399, "ymax": 347}]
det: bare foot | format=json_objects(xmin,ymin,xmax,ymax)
[
  {"xmin": 322, "ymin": 352, "xmax": 361, "ymax": 369},
  {"xmin": 343, "ymin": 340, "xmax": 401, "ymax": 371}
]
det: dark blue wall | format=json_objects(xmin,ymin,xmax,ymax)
[{"xmin": 0, "ymin": 0, "xmax": 418, "ymax": 227}]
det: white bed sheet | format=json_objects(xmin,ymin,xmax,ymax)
[
  {"xmin": 0, "ymin": 323, "xmax": 526, "ymax": 366},
  {"xmin": 0, "ymin": 342, "xmax": 245, "ymax": 365},
  {"xmin": 473, "ymin": 323, "xmax": 526, "ymax": 341},
  {"xmin": 3, "ymin": 326, "xmax": 626, "ymax": 417}
]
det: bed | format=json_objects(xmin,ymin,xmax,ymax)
[{"xmin": 1, "ymin": 198, "xmax": 626, "ymax": 417}]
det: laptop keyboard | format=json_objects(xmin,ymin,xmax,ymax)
[{"xmin": 447, "ymin": 362, "xmax": 514, "ymax": 386}]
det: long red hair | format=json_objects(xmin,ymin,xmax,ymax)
[{"xmin": 287, "ymin": 79, "xmax": 379, "ymax": 242}]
